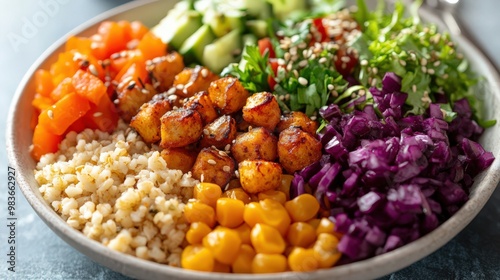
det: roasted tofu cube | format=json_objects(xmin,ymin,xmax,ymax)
[
  {"xmin": 200, "ymin": 115, "xmax": 237, "ymax": 149},
  {"xmin": 160, "ymin": 147, "xmax": 197, "ymax": 173},
  {"xmin": 208, "ymin": 77, "xmax": 249, "ymax": 114},
  {"xmin": 278, "ymin": 127, "xmax": 322, "ymax": 173},
  {"xmin": 238, "ymin": 160, "xmax": 282, "ymax": 194},
  {"xmin": 173, "ymin": 66, "xmax": 219, "ymax": 98},
  {"xmin": 276, "ymin": 111, "xmax": 319, "ymax": 135},
  {"xmin": 147, "ymin": 52, "xmax": 185, "ymax": 92},
  {"xmin": 191, "ymin": 147, "xmax": 235, "ymax": 187},
  {"xmin": 130, "ymin": 94, "xmax": 173, "ymax": 143},
  {"xmin": 116, "ymin": 82, "xmax": 157, "ymax": 122},
  {"xmin": 183, "ymin": 91, "xmax": 219, "ymax": 124},
  {"xmin": 242, "ymin": 92, "xmax": 281, "ymax": 131},
  {"xmin": 231, "ymin": 127, "xmax": 278, "ymax": 163},
  {"xmin": 160, "ymin": 108, "xmax": 203, "ymax": 148}
]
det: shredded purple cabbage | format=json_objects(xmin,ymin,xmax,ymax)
[{"xmin": 291, "ymin": 72, "xmax": 494, "ymax": 262}]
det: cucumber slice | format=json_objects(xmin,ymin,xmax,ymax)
[
  {"xmin": 152, "ymin": 10, "xmax": 202, "ymax": 50},
  {"xmin": 203, "ymin": 29, "xmax": 242, "ymax": 73},
  {"xmin": 246, "ymin": 20, "xmax": 268, "ymax": 38},
  {"xmin": 180, "ymin": 25, "xmax": 216, "ymax": 64},
  {"xmin": 203, "ymin": 9, "xmax": 246, "ymax": 37},
  {"xmin": 243, "ymin": 0, "xmax": 272, "ymax": 19}
]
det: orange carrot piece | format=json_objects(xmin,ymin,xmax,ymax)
[
  {"xmin": 32, "ymin": 93, "xmax": 54, "ymax": 112},
  {"xmin": 38, "ymin": 92, "xmax": 91, "ymax": 135},
  {"xmin": 71, "ymin": 69, "xmax": 107, "ymax": 105},
  {"xmin": 130, "ymin": 21, "xmax": 149, "ymax": 40},
  {"xmin": 50, "ymin": 77, "xmax": 74, "ymax": 101},
  {"xmin": 35, "ymin": 69, "xmax": 54, "ymax": 97},
  {"xmin": 31, "ymin": 124, "xmax": 63, "ymax": 161},
  {"xmin": 65, "ymin": 36, "xmax": 92, "ymax": 54},
  {"xmin": 84, "ymin": 94, "xmax": 119, "ymax": 133},
  {"xmin": 137, "ymin": 32, "xmax": 166, "ymax": 61}
]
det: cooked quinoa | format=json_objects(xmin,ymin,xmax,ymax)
[{"xmin": 34, "ymin": 121, "xmax": 198, "ymax": 266}]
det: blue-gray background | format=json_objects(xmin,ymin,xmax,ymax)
[{"xmin": 0, "ymin": 1, "xmax": 499, "ymax": 279}]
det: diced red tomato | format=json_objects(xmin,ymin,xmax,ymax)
[
  {"xmin": 334, "ymin": 47, "xmax": 358, "ymax": 77},
  {"xmin": 268, "ymin": 58, "xmax": 279, "ymax": 91},
  {"xmin": 312, "ymin": 18, "xmax": 328, "ymax": 42},
  {"xmin": 258, "ymin": 38, "xmax": 276, "ymax": 59}
]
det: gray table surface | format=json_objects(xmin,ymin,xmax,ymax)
[{"xmin": 1, "ymin": 1, "xmax": 499, "ymax": 279}]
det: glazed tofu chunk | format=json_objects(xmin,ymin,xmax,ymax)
[
  {"xmin": 191, "ymin": 147, "xmax": 236, "ymax": 187},
  {"xmin": 160, "ymin": 108, "xmax": 203, "ymax": 148},
  {"xmin": 238, "ymin": 160, "xmax": 282, "ymax": 194},
  {"xmin": 172, "ymin": 66, "xmax": 219, "ymax": 98},
  {"xmin": 242, "ymin": 92, "xmax": 281, "ymax": 131},
  {"xmin": 276, "ymin": 111, "xmax": 319, "ymax": 135},
  {"xmin": 278, "ymin": 127, "xmax": 322, "ymax": 173},
  {"xmin": 146, "ymin": 52, "xmax": 185, "ymax": 92},
  {"xmin": 160, "ymin": 147, "xmax": 197, "ymax": 173},
  {"xmin": 116, "ymin": 83, "xmax": 157, "ymax": 122},
  {"xmin": 208, "ymin": 77, "xmax": 249, "ymax": 114},
  {"xmin": 130, "ymin": 94, "xmax": 172, "ymax": 143},
  {"xmin": 183, "ymin": 91, "xmax": 219, "ymax": 124},
  {"xmin": 231, "ymin": 127, "xmax": 278, "ymax": 163},
  {"xmin": 200, "ymin": 115, "xmax": 237, "ymax": 149}
]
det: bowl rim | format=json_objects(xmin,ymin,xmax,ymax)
[{"xmin": 6, "ymin": 1, "xmax": 500, "ymax": 279}]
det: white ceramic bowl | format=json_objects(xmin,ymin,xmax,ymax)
[{"xmin": 6, "ymin": 1, "xmax": 500, "ymax": 279}]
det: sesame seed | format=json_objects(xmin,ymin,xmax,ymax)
[
  {"xmin": 201, "ymin": 68, "xmax": 209, "ymax": 78},
  {"xmin": 113, "ymin": 99, "xmax": 120, "ymax": 104},
  {"xmin": 224, "ymin": 144, "xmax": 231, "ymax": 151},
  {"xmin": 358, "ymin": 89, "xmax": 366, "ymax": 96},
  {"xmin": 47, "ymin": 110, "xmax": 54, "ymax": 119},
  {"xmin": 284, "ymin": 52, "xmax": 291, "ymax": 61},
  {"xmin": 372, "ymin": 67, "xmax": 378, "ymax": 75},
  {"xmin": 207, "ymin": 159, "xmax": 216, "ymax": 165},
  {"xmin": 168, "ymin": 95, "xmax": 177, "ymax": 101},
  {"xmin": 360, "ymin": 60, "xmax": 368, "ymax": 66},
  {"xmin": 167, "ymin": 87, "xmax": 176, "ymax": 95},
  {"xmin": 289, "ymin": 47, "xmax": 297, "ymax": 56},
  {"xmin": 399, "ymin": 60, "xmax": 407, "ymax": 67},
  {"xmin": 279, "ymin": 95, "xmax": 285, "ymax": 101},
  {"xmin": 141, "ymin": 89, "xmax": 149, "ymax": 94},
  {"xmin": 200, "ymin": 174, "xmax": 205, "ymax": 182},
  {"xmin": 89, "ymin": 64, "xmax": 99, "ymax": 76},
  {"xmin": 421, "ymin": 66, "xmax": 427, "ymax": 73},
  {"xmin": 293, "ymin": 70, "xmax": 299, "ymax": 78},
  {"xmin": 299, "ymin": 60, "xmax": 308, "ymax": 68},
  {"xmin": 219, "ymin": 151, "xmax": 227, "ymax": 157},
  {"xmin": 93, "ymin": 112, "xmax": 103, "ymax": 118},
  {"xmin": 176, "ymin": 84, "xmax": 184, "ymax": 90},
  {"xmin": 421, "ymin": 58, "xmax": 428, "ymax": 66},
  {"xmin": 298, "ymin": 42, "xmax": 307, "ymax": 49},
  {"xmin": 276, "ymin": 30, "xmax": 285, "ymax": 37},
  {"xmin": 298, "ymin": 77, "xmax": 308, "ymax": 86},
  {"xmin": 443, "ymin": 74, "xmax": 449, "ymax": 79},
  {"xmin": 310, "ymin": 54, "xmax": 316, "ymax": 60},
  {"xmin": 222, "ymin": 166, "xmax": 231, "ymax": 173},
  {"xmin": 331, "ymin": 90, "xmax": 338, "ymax": 97},
  {"xmin": 327, "ymin": 84, "xmax": 334, "ymax": 91},
  {"xmin": 310, "ymin": 116, "xmax": 317, "ymax": 121},
  {"xmin": 277, "ymin": 58, "xmax": 286, "ymax": 65},
  {"xmin": 235, "ymin": 170, "xmax": 240, "ymax": 178},
  {"xmin": 371, "ymin": 78, "xmax": 378, "ymax": 87},
  {"xmin": 203, "ymin": 129, "xmax": 209, "ymax": 135},
  {"xmin": 182, "ymin": 88, "xmax": 188, "ymax": 95},
  {"xmin": 456, "ymin": 53, "xmax": 463, "ymax": 59},
  {"xmin": 341, "ymin": 63, "xmax": 347, "ymax": 69},
  {"xmin": 341, "ymin": 56, "xmax": 351, "ymax": 63},
  {"xmin": 433, "ymin": 61, "xmax": 441, "ymax": 67},
  {"xmin": 285, "ymin": 94, "xmax": 290, "ymax": 100},
  {"xmin": 427, "ymin": 69, "xmax": 435, "ymax": 75},
  {"xmin": 319, "ymin": 57, "xmax": 327, "ymax": 64},
  {"xmin": 412, "ymin": 84, "xmax": 417, "ymax": 93}
]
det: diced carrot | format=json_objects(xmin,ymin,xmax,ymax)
[
  {"xmin": 50, "ymin": 77, "xmax": 74, "ymax": 101},
  {"xmin": 83, "ymin": 94, "xmax": 119, "ymax": 133},
  {"xmin": 72, "ymin": 69, "xmax": 107, "ymax": 105},
  {"xmin": 92, "ymin": 21, "xmax": 129, "ymax": 60},
  {"xmin": 35, "ymin": 69, "xmax": 54, "ymax": 97},
  {"xmin": 32, "ymin": 93, "xmax": 54, "ymax": 112},
  {"xmin": 30, "ymin": 110, "xmax": 40, "ymax": 130},
  {"xmin": 65, "ymin": 36, "xmax": 92, "ymax": 54},
  {"xmin": 38, "ymin": 93, "xmax": 91, "ymax": 135},
  {"xmin": 31, "ymin": 124, "xmax": 63, "ymax": 161},
  {"xmin": 114, "ymin": 57, "xmax": 147, "ymax": 89},
  {"xmin": 109, "ymin": 50, "xmax": 139, "ymax": 77},
  {"xmin": 137, "ymin": 32, "xmax": 166, "ymax": 61},
  {"xmin": 130, "ymin": 21, "xmax": 149, "ymax": 40}
]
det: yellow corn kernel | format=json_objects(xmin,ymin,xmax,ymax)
[
  {"xmin": 308, "ymin": 218, "xmax": 321, "ymax": 230},
  {"xmin": 251, "ymin": 253, "xmax": 287, "ymax": 274},
  {"xmin": 284, "ymin": 194, "xmax": 320, "ymax": 222},
  {"xmin": 184, "ymin": 201, "xmax": 216, "ymax": 228},
  {"xmin": 186, "ymin": 222, "xmax": 212, "ymax": 245},
  {"xmin": 288, "ymin": 247, "xmax": 319, "ymax": 272},
  {"xmin": 250, "ymin": 223, "xmax": 286, "ymax": 254},
  {"xmin": 193, "ymin": 182, "xmax": 222, "ymax": 208},
  {"xmin": 213, "ymin": 261, "xmax": 231, "ymax": 273},
  {"xmin": 279, "ymin": 174, "xmax": 294, "ymax": 200},
  {"xmin": 232, "ymin": 244, "xmax": 256, "ymax": 273},
  {"xmin": 316, "ymin": 217, "xmax": 335, "ymax": 235},
  {"xmin": 286, "ymin": 222, "xmax": 316, "ymax": 248},
  {"xmin": 234, "ymin": 223, "xmax": 252, "ymax": 245},
  {"xmin": 181, "ymin": 245, "xmax": 214, "ymax": 272},
  {"xmin": 257, "ymin": 190, "xmax": 287, "ymax": 204},
  {"xmin": 313, "ymin": 233, "xmax": 342, "ymax": 268},
  {"xmin": 203, "ymin": 227, "xmax": 242, "ymax": 265},
  {"xmin": 243, "ymin": 199, "xmax": 291, "ymax": 236},
  {"xmin": 216, "ymin": 197, "xmax": 245, "ymax": 228},
  {"xmin": 222, "ymin": 188, "xmax": 252, "ymax": 204}
]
